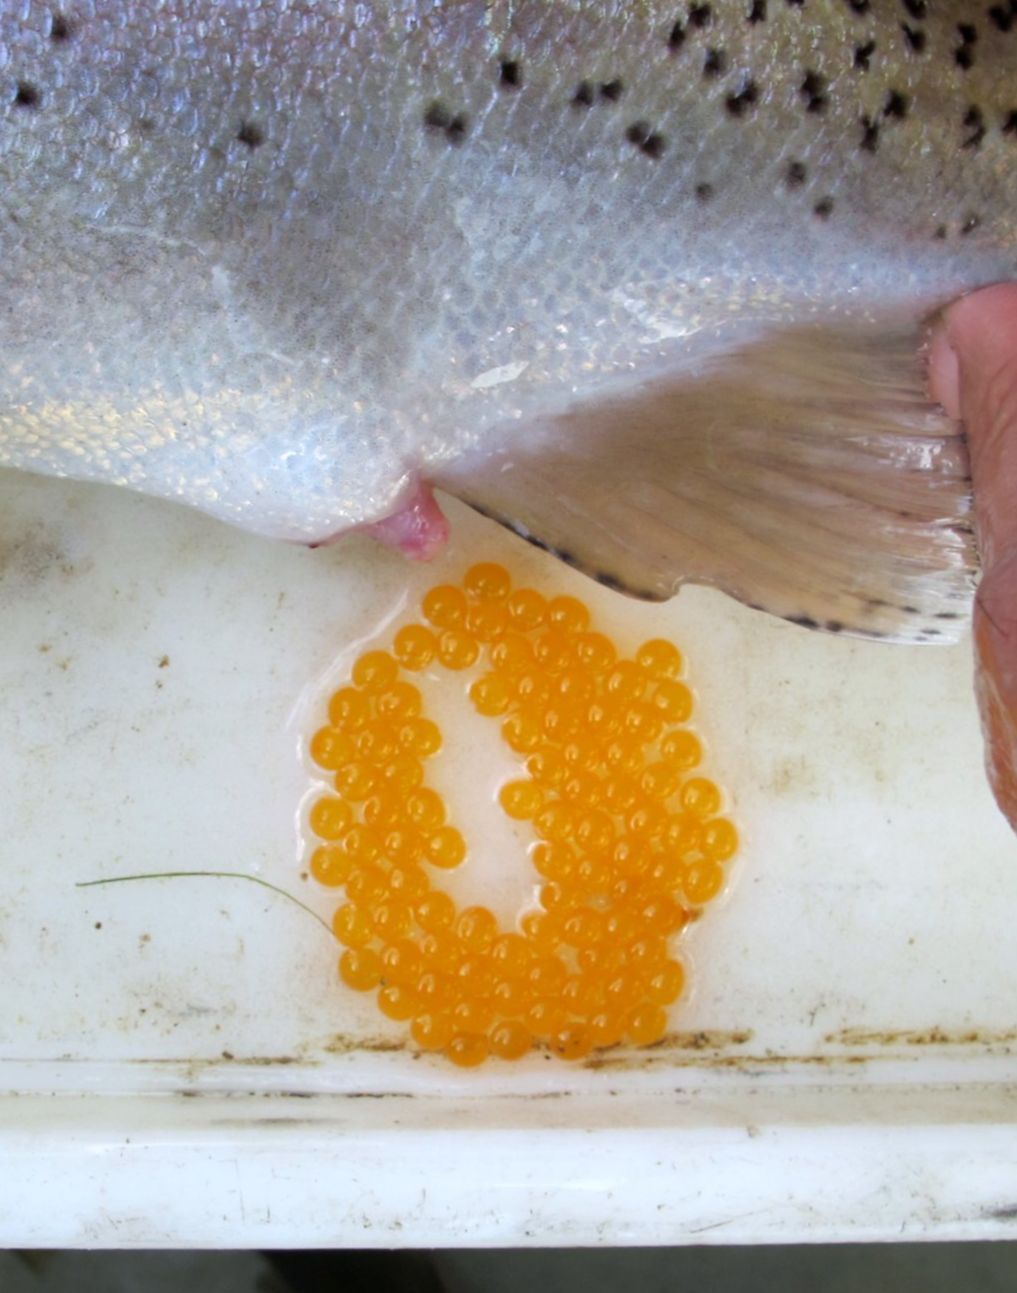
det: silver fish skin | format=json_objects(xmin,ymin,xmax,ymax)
[{"xmin": 0, "ymin": 0, "xmax": 1014, "ymax": 638}]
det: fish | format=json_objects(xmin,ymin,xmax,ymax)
[{"xmin": 0, "ymin": 0, "xmax": 1014, "ymax": 644}]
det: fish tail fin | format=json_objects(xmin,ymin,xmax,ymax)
[{"xmin": 437, "ymin": 320, "xmax": 977, "ymax": 643}]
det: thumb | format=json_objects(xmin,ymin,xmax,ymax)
[{"xmin": 930, "ymin": 283, "xmax": 1017, "ymax": 833}]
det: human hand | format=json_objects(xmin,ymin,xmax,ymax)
[{"xmin": 930, "ymin": 284, "xmax": 1017, "ymax": 833}]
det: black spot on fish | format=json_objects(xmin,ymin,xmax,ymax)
[
  {"xmin": 49, "ymin": 11, "xmax": 73, "ymax": 41},
  {"xmin": 595, "ymin": 570, "xmax": 630, "ymax": 593},
  {"xmin": 988, "ymin": 5, "xmax": 1015, "ymax": 33},
  {"xmin": 825, "ymin": 620, "xmax": 844, "ymax": 633},
  {"xmin": 961, "ymin": 213, "xmax": 981, "ymax": 234},
  {"xmin": 689, "ymin": 4, "xmax": 713, "ymax": 28},
  {"xmin": 626, "ymin": 121, "xmax": 666, "ymax": 157},
  {"xmin": 957, "ymin": 22, "xmax": 978, "ymax": 43},
  {"xmin": 901, "ymin": 0, "xmax": 926, "ymax": 17},
  {"xmin": 854, "ymin": 40, "xmax": 876, "ymax": 70},
  {"xmin": 446, "ymin": 114, "xmax": 468, "ymax": 144},
  {"xmin": 1003, "ymin": 109, "xmax": 1017, "ymax": 134},
  {"xmin": 726, "ymin": 79, "xmax": 758, "ymax": 116},
  {"xmin": 600, "ymin": 79, "xmax": 624, "ymax": 102},
  {"xmin": 883, "ymin": 90, "xmax": 908, "ymax": 120},
  {"xmin": 703, "ymin": 48, "xmax": 727, "ymax": 76},
  {"xmin": 14, "ymin": 81, "xmax": 40, "ymax": 108},
  {"xmin": 748, "ymin": 0, "xmax": 767, "ymax": 19},
  {"xmin": 424, "ymin": 101, "xmax": 468, "ymax": 145},
  {"xmin": 902, "ymin": 605, "xmax": 920, "ymax": 614},
  {"xmin": 814, "ymin": 196, "xmax": 834, "ymax": 219},
  {"xmin": 499, "ymin": 59, "xmax": 521, "ymax": 88},
  {"xmin": 800, "ymin": 71, "xmax": 827, "ymax": 113},
  {"xmin": 786, "ymin": 0, "xmax": 804, "ymax": 7},
  {"xmin": 901, "ymin": 23, "xmax": 926, "ymax": 52},
  {"xmin": 955, "ymin": 43, "xmax": 975, "ymax": 69},
  {"xmin": 860, "ymin": 115, "xmax": 879, "ymax": 151},
  {"xmin": 789, "ymin": 615, "xmax": 820, "ymax": 630},
  {"xmin": 934, "ymin": 224, "xmax": 948, "ymax": 239},
  {"xmin": 424, "ymin": 101, "xmax": 451, "ymax": 129},
  {"xmin": 236, "ymin": 121, "xmax": 264, "ymax": 148},
  {"xmin": 935, "ymin": 610, "xmax": 963, "ymax": 620},
  {"xmin": 668, "ymin": 20, "xmax": 686, "ymax": 48},
  {"xmin": 786, "ymin": 160, "xmax": 807, "ymax": 186},
  {"xmin": 572, "ymin": 81, "xmax": 595, "ymax": 107},
  {"xmin": 847, "ymin": 0, "xmax": 871, "ymax": 12},
  {"xmin": 696, "ymin": 181, "xmax": 715, "ymax": 200},
  {"xmin": 963, "ymin": 106, "xmax": 986, "ymax": 149}
]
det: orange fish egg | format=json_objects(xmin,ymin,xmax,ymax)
[
  {"xmin": 339, "ymin": 947, "xmax": 383, "ymax": 992},
  {"xmin": 308, "ymin": 795, "xmax": 353, "ymax": 840},
  {"xmin": 425, "ymin": 825, "xmax": 467, "ymax": 869},
  {"xmin": 506, "ymin": 587, "xmax": 547, "ymax": 631},
  {"xmin": 469, "ymin": 671, "xmax": 514, "ymax": 717},
  {"xmin": 308, "ymin": 726, "xmax": 356, "ymax": 772},
  {"xmin": 351, "ymin": 650, "xmax": 398, "ymax": 692},
  {"xmin": 437, "ymin": 628, "xmax": 480, "ymax": 670},
  {"xmin": 392, "ymin": 623, "xmax": 437, "ymax": 670},
  {"xmin": 422, "ymin": 584, "xmax": 468, "ymax": 629},
  {"xmin": 304, "ymin": 566, "xmax": 736, "ymax": 1067},
  {"xmin": 309, "ymin": 844, "xmax": 354, "ymax": 888},
  {"xmin": 547, "ymin": 595, "xmax": 591, "ymax": 633},
  {"xmin": 463, "ymin": 561, "xmax": 512, "ymax": 602}
]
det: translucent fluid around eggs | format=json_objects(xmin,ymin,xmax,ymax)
[{"xmin": 304, "ymin": 563, "xmax": 736, "ymax": 1066}]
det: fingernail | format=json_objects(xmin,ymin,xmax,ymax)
[{"xmin": 928, "ymin": 321, "xmax": 962, "ymax": 420}]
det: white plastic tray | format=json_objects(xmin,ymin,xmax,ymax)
[{"xmin": 2, "ymin": 469, "xmax": 1017, "ymax": 1247}]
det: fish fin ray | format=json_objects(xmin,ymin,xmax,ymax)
[{"xmin": 438, "ymin": 320, "xmax": 977, "ymax": 642}]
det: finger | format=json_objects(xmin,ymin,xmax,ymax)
[{"xmin": 930, "ymin": 283, "xmax": 1017, "ymax": 831}]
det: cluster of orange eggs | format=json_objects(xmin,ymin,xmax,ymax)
[{"xmin": 305, "ymin": 563, "xmax": 736, "ymax": 1066}]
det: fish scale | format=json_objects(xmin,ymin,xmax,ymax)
[{"xmin": 0, "ymin": 0, "xmax": 1014, "ymax": 639}]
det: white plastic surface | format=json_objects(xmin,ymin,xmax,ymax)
[{"xmin": 2, "ymin": 469, "xmax": 1017, "ymax": 1247}]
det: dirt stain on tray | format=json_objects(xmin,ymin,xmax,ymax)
[{"xmin": 825, "ymin": 1026, "xmax": 1017, "ymax": 1048}]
